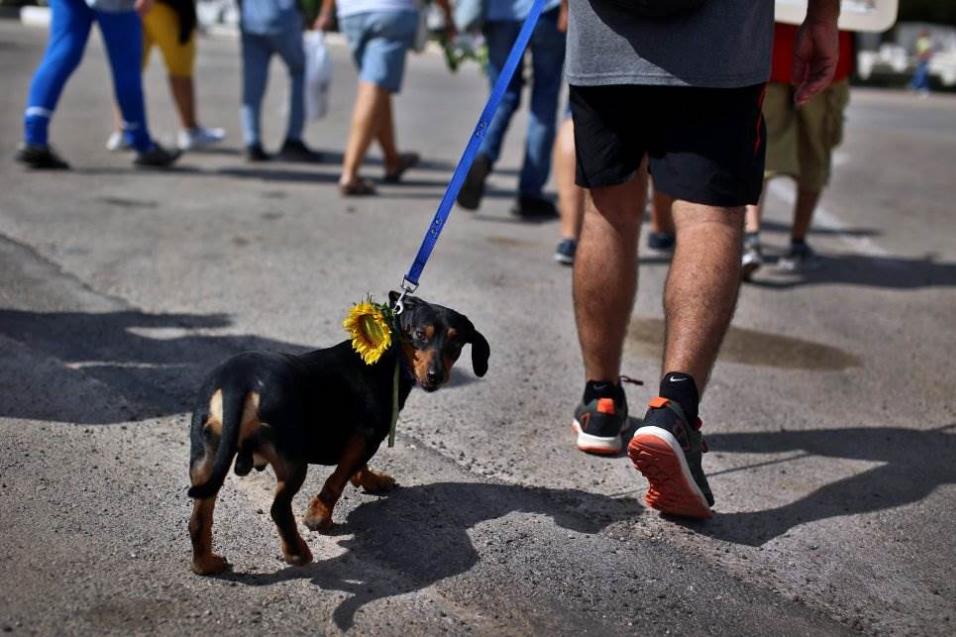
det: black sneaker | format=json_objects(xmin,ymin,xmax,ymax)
[
  {"xmin": 647, "ymin": 231, "xmax": 675, "ymax": 251},
  {"xmin": 628, "ymin": 397, "xmax": 713, "ymax": 518},
  {"xmin": 572, "ymin": 393, "xmax": 629, "ymax": 455},
  {"xmin": 278, "ymin": 138, "xmax": 323, "ymax": 162},
  {"xmin": 456, "ymin": 153, "xmax": 491, "ymax": 210},
  {"xmin": 512, "ymin": 195, "xmax": 558, "ymax": 219},
  {"xmin": 778, "ymin": 241, "xmax": 817, "ymax": 272},
  {"xmin": 16, "ymin": 144, "xmax": 70, "ymax": 169},
  {"xmin": 246, "ymin": 143, "xmax": 271, "ymax": 162},
  {"xmin": 133, "ymin": 144, "xmax": 181, "ymax": 168},
  {"xmin": 553, "ymin": 237, "xmax": 577, "ymax": 266}
]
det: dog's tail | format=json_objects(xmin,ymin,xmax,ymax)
[{"xmin": 187, "ymin": 388, "xmax": 246, "ymax": 499}]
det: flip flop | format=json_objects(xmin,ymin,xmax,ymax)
[
  {"xmin": 339, "ymin": 178, "xmax": 377, "ymax": 197},
  {"xmin": 383, "ymin": 152, "xmax": 420, "ymax": 184}
]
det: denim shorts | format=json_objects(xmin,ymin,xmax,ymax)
[{"xmin": 340, "ymin": 10, "xmax": 417, "ymax": 93}]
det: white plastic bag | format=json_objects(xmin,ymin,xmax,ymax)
[{"xmin": 303, "ymin": 31, "xmax": 332, "ymax": 121}]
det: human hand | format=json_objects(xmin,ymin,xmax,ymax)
[
  {"xmin": 558, "ymin": 0, "xmax": 568, "ymax": 33},
  {"xmin": 314, "ymin": 10, "xmax": 333, "ymax": 31},
  {"xmin": 792, "ymin": 11, "xmax": 839, "ymax": 105},
  {"xmin": 134, "ymin": 0, "xmax": 155, "ymax": 18}
]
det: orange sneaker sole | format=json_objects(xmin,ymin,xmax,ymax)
[{"xmin": 628, "ymin": 427, "xmax": 713, "ymax": 519}]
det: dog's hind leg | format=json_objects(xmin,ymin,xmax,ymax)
[
  {"xmin": 188, "ymin": 434, "xmax": 230, "ymax": 575},
  {"xmin": 350, "ymin": 465, "xmax": 397, "ymax": 494},
  {"xmin": 304, "ymin": 434, "xmax": 370, "ymax": 533},
  {"xmin": 257, "ymin": 444, "xmax": 312, "ymax": 566},
  {"xmin": 189, "ymin": 496, "xmax": 228, "ymax": 575}
]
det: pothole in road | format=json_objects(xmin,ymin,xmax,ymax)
[{"xmin": 627, "ymin": 317, "xmax": 861, "ymax": 370}]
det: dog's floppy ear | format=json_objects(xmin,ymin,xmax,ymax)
[{"xmin": 468, "ymin": 327, "xmax": 490, "ymax": 377}]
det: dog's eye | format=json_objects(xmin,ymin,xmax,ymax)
[{"xmin": 415, "ymin": 329, "xmax": 427, "ymax": 341}]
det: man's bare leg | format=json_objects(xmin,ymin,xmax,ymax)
[
  {"xmin": 626, "ymin": 200, "xmax": 742, "ymax": 518},
  {"xmin": 555, "ymin": 118, "xmax": 584, "ymax": 242},
  {"xmin": 169, "ymin": 75, "xmax": 198, "ymax": 130},
  {"xmin": 663, "ymin": 200, "xmax": 744, "ymax": 388},
  {"xmin": 573, "ymin": 168, "xmax": 647, "ymax": 382},
  {"xmin": 791, "ymin": 186, "xmax": 821, "ymax": 242}
]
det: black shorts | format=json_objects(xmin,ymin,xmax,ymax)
[{"xmin": 569, "ymin": 83, "xmax": 767, "ymax": 207}]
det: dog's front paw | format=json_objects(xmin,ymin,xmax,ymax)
[
  {"xmin": 352, "ymin": 468, "xmax": 397, "ymax": 494},
  {"xmin": 282, "ymin": 538, "xmax": 313, "ymax": 566},
  {"xmin": 192, "ymin": 553, "xmax": 230, "ymax": 576},
  {"xmin": 303, "ymin": 500, "xmax": 333, "ymax": 533}
]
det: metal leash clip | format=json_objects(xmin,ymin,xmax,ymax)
[{"xmin": 392, "ymin": 277, "xmax": 418, "ymax": 315}]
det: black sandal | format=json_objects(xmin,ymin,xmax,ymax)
[{"xmin": 339, "ymin": 177, "xmax": 377, "ymax": 197}]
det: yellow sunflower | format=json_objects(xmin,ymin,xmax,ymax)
[{"xmin": 343, "ymin": 300, "xmax": 392, "ymax": 365}]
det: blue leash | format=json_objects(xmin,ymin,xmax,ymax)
[{"xmin": 395, "ymin": 0, "xmax": 548, "ymax": 308}]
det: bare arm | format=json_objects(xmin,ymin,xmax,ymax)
[
  {"xmin": 315, "ymin": 0, "xmax": 336, "ymax": 31},
  {"xmin": 792, "ymin": 0, "xmax": 840, "ymax": 105},
  {"xmin": 434, "ymin": 0, "xmax": 457, "ymax": 39},
  {"xmin": 134, "ymin": 0, "xmax": 155, "ymax": 18}
]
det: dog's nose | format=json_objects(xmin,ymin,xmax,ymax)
[{"xmin": 426, "ymin": 369, "xmax": 442, "ymax": 385}]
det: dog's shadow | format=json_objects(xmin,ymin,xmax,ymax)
[{"xmin": 220, "ymin": 481, "xmax": 637, "ymax": 630}]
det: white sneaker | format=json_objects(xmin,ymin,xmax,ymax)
[
  {"xmin": 177, "ymin": 126, "xmax": 226, "ymax": 150},
  {"xmin": 105, "ymin": 131, "xmax": 131, "ymax": 152}
]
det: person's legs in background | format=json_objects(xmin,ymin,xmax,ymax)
[
  {"xmin": 553, "ymin": 116, "xmax": 583, "ymax": 265},
  {"xmin": 19, "ymin": 0, "xmax": 94, "ymax": 168},
  {"xmin": 98, "ymin": 7, "xmax": 180, "ymax": 167},
  {"xmin": 340, "ymin": 80, "xmax": 390, "ymax": 192},
  {"xmin": 273, "ymin": 27, "xmax": 322, "ymax": 161},
  {"xmin": 338, "ymin": 10, "xmax": 417, "ymax": 194},
  {"xmin": 647, "ymin": 183, "xmax": 675, "ymax": 251},
  {"xmin": 778, "ymin": 80, "xmax": 848, "ymax": 271},
  {"xmin": 515, "ymin": 7, "xmax": 564, "ymax": 218},
  {"xmin": 456, "ymin": 19, "xmax": 523, "ymax": 210},
  {"xmin": 240, "ymin": 31, "xmax": 272, "ymax": 160},
  {"xmin": 147, "ymin": 2, "xmax": 225, "ymax": 151},
  {"xmin": 740, "ymin": 82, "xmax": 793, "ymax": 278}
]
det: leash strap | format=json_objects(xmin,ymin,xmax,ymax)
[
  {"xmin": 401, "ymin": 0, "xmax": 549, "ymax": 291},
  {"xmin": 387, "ymin": 360, "xmax": 399, "ymax": 447}
]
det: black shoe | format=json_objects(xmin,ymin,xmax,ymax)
[
  {"xmin": 512, "ymin": 195, "xmax": 558, "ymax": 219},
  {"xmin": 572, "ymin": 392, "xmax": 629, "ymax": 455},
  {"xmin": 647, "ymin": 231, "xmax": 675, "ymax": 251},
  {"xmin": 133, "ymin": 144, "xmax": 181, "ymax": 168},
  {"xmin": 553, "ymin": 237, "xmax": 577, "ymax": 266},
  {"xmin": 16, "ymin": 144, "xmax": 70, "ymax": 169},
  {"xmin": 456, "ymin": 153, "xmax": 491, "ymax": 210},
  {"xmin": 278, "ymin": 138, "xmax": 322, "ymax": 162},
  {"xmin": 628, "ymin": 397, "xmax": 713, "ymax": 518},
  {"xmin": 245, "ymin": 143, "xmax": 271, "ymax": 162}
]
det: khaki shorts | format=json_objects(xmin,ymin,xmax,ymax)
[
  {"xmin": 142, "ymin": 2, "xmax": 196, "ymax": 77},
  {"xmin": 763, "ymin": 79, "xmax": 849, "ymax": 191}
]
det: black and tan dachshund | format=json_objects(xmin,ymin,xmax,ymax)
[{"xmin": 187, "ymin": 293, "xmax": 489, "ymax": 575}]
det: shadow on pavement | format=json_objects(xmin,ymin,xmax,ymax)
[
  {"xmin": 749, "ymin": 252, "xmax": 956, "ymax": 289},
  {"xmin": 216, "ymin": 166, "xmax": 340, "ymax": 184},
  {"xmin": 683, "ymin": 424, "xmax": 956, "ymax": 545},
  {"xmin": 758, "ymin": 219, "xmax": 883, "ymax": 238},
  {"xmin": 0, "ymin": 309, "xmax": 307, "ymax": 424},
  {"xmin": 221, "ymin": 481, "xmax": 638, "ymax": 630}
]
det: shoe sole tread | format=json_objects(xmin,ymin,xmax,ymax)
[{"xmin": 628, "ymin": 426, "xmax": 712, "ymax": 519}]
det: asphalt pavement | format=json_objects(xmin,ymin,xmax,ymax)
[{"xmin": 0, "ymin": 20, "xmax": 954, "ymax": 636}]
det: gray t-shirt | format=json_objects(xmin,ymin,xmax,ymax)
[{"xmin": 566, "ymin": 0, "xmax": 774, "ymax": 88}]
